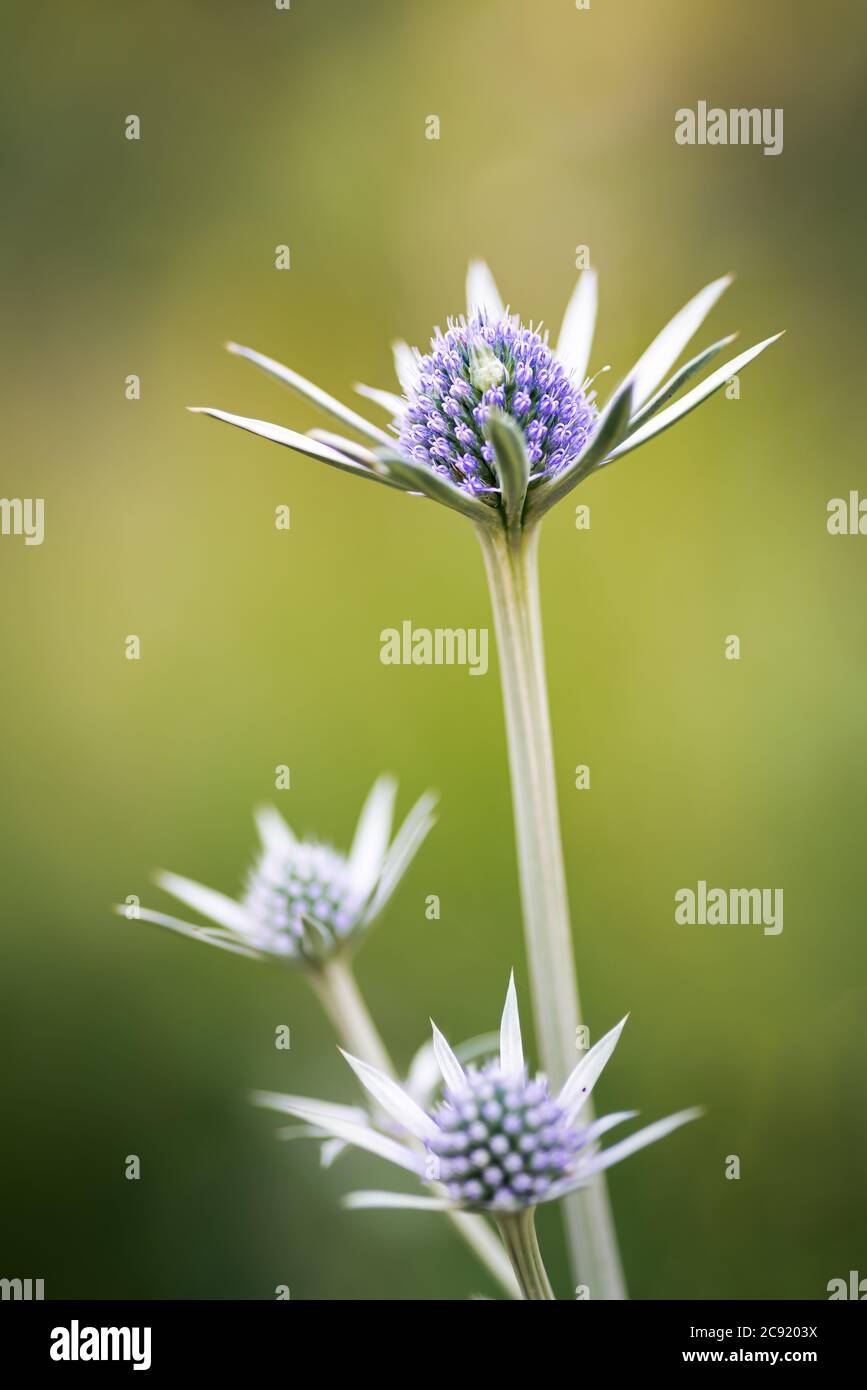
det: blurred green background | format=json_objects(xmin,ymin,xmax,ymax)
[{"xmin": 2, "ymin": 0, "xmax": 866, "ymax": 1300}]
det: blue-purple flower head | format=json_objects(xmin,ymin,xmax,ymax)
[
  {"xmin": 428, "ymin": 1059, "xmax": 585, "ymax": 1209},
  {"xmin": 397, "ymin": 311, "xmax": 596, "ymax": 502},
  {"xmin": 242, "ymin": 839, "xmax": 365, "ymax": 958},
  {"xmin": 191, "ymin": 258, "xmax": 780, "ymax": 531},
  {"xmin": 254, "ymin": 974, "xmax": 701, "ymax": 1216},
  {"xmin": 118, "ymin": 776, "xmax": 437, "ymax": 967}
]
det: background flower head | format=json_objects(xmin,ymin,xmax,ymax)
[{"xmin": 118, "ymin": 776, "xmax": 437, "ymax": 966}]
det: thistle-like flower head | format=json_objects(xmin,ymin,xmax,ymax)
[
  {"xmin": 118, "ymin": 776, "xmax": 436, "ymax": 966},
  {"xmin": 242, "ymin": 836, "xmax": 365, "ymax": 957},
  {"xmin": 396, "ymin": 311, "xmax": 597, "ymax": 501},
  {"xmin": 254, "ymin": 975, "xmax": 700, "ymax": 1214},
  {"xmin": 190, "ymin": 260, "xmax": 781, "ymax": 534},
  {"xmin": 428, "ymin": 1059, "xmax": 586, "ymax": 1207}
]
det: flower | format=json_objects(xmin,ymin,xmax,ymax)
[
  {"xmin": 189, "ymin": 261, "xmax": 781, "ymax": 532},
  {"xmin": 254, "ymin": 974, "xmax": 700, "ymax": 1214},
  {"xmin": 397, "ymin": 309, "xmax": 596, "ymax": 498},
  {"xmin": 118, "ymin": 776, "xmax": 436, "ymax": 965}
]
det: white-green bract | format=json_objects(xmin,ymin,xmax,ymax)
[
  {"xmin": 119, "ymin": 776, "xmax": 436, "ymax": 965},
  {"xmin": 275, "ymin": 1028, "xmax": 503, "ymax": 1172},
  {"xmin": 189, "ymin": 261, "xmax": 781, "ymax": 532},
  {"xmin": 254, "ymin": 975, "xmax": 700, "ymax": 1215}
]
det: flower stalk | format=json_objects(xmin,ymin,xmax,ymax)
[
  {"xmin": 476, "ymin": 519, "xmax": 627, "ymax": 1300},
  {"xmin": 495, "ymin": 1207, "xmax": 556, "ymax": 1301},
  {"xmin": 309, "ymin": 957, "xmax": 395, "ymax": 1080},
  {"xmin": 309, "ymin": 956, "xmax": 520, "ymax": 1299}
]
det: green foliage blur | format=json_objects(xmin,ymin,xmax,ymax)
[{"xmin": 2, "ymin": 0, "xmax": 866, "ymax": 1299}]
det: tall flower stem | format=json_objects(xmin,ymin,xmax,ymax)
[
  {"xmin": 495, "ymin": 1207, "xmax": 556, "ymax": 1300},
  {"xmin": 309, "ymin": 955, "xmax": 520, "ymax": 1299},
  {"xmin": 476, "ymin": 519, "xmax": 627, "ymax": 1300}
]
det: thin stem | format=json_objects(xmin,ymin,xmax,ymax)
[
  {"xmin": 309, "ymin": 955, "xmax": 520, "ymax": 1300},
  {"xmin": 476, "ymin": 520, "xmax": 627, "ymax": 1301},
  {"xmin": 495, "ymin": 1207, "xmax": 556, "ymax": 1301},
  {"xmin": 309, "ymin": 954, "xmax": 394, "ymax": 1078}
]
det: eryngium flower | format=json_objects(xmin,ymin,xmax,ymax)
[
  {"xmin": 190, "ymin": 261, "xmax": 781, "ymax": 531},
  {"xmin": 396, "ymin": 311, "xmax": 596, "ymax": 496},
  {"xmin": 119, "ymin": 776, "xmax": 436, "ymax": 965},
  {"xmin": 254, "ymin": 975, "xmax": 700, "ymax": 1214}
]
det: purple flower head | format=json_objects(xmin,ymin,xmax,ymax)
[
  {"xmin": 193, "ymin": 261, "xmax": 781, "ymax": 530},
  {"xmin": 255, "ymin": 974, "xmax": 701, "ymax": 1222},
  {"xmin": 243, "ymin": 841, "xmax": 365, "ymax": 958},
  {"xmin": 124, "ymin": 777, "xmax": 437, "ymax": 967},
  {"xmin": 397, "ymin": 311, "xmax": 597, "ymax": 505},
  {"xmin": 427, "ymin": 1060, "xmax": 583, "ymax": 1210}
]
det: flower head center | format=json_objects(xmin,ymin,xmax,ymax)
[
  {"xmin": 426, "ymin": 1062, "xmax": 582, "ymax": 1209},
  {"xmin": 468, "ymin": 340, "xmax": 508, "ymax": 393}
]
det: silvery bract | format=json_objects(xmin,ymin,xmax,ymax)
[
  {"xmin": 254, "ymin": 975, "xmax": 700, "ymax": 1215},
  {"xmin": 190, "ymin": 262, "xmax": 781, "ymax": 533},
  {"xmin": 121, "ymin": 776, "xmax": 436, "ymax": 964},
  {"xmin": 279, "ymin": 1029, "xmax": 502, "ymax": 1172}
]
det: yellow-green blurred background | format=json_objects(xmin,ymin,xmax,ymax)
[{"xmin": 2, "ymin": 0, "xmax": 866, "ymax": 1299}]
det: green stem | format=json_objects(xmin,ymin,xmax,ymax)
[
  {"xmin": 476, "ymin": 520, "xmax": 627, "ymax": 1301},
  {"xmin": 309, "ymin": 954, "xmax": 394, "ymax": 1078},
  {"xmin": 495, "ymin": 1207, "xmax": 556, "ymax": 1300},
  {"xmin": 309, "ymin": 956, "xmax": 520, "ymax": 1300}
]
